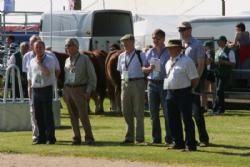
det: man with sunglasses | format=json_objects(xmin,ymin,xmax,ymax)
[{"xmin": 178, "ymin": 21, "xmax": 209, "ymax": 147}]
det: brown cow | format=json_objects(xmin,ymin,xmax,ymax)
[
  {"xmin": 53, "ymin": 50, "xmax": 107, "ymax": 114},
  {"xmin": 105, "ymin": 49, "xmax": 123, "ymax": 113}
]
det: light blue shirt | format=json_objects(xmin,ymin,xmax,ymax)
[
  {"xmin": 184, "ymin": 37, "xmax": 205, "ymax": 66},
  {"xmin": 145, "ymin": 47, "xmax": 169, "ymax": 80},
  {"xmin": 117, "ymin": 50, "xmax": 145, "ymax": 79}
]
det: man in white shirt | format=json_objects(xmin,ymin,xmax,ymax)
[
  {"xmin": 164, "ymin": 39, "xmax": 198, "ymax": 151},
  {"xmin": 27, "ymin": 40, "xmax": 56, "ymax": 144}
]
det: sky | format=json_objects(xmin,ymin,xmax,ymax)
[{"xmin": 1, "ymin": 0, "xmax": 250, "ymax": 16}]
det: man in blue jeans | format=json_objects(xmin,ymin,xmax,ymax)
[{"xmin": 142, "ymin": 29, "xmax": 172, "ymax": 144}]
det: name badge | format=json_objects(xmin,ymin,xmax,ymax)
[
  {"xmin": 163, "ymin": 78, "xmax": 169, "ymax": 90},
  {"xmin": 34, "ymin": 74, "xmax": 43, "ymax": 86},
  {"xmin": 122, "ymin": 71, "xmax": 129, "ymax": 82},
  {"xmin": 152, "ymin": 71, "xmax": 160, "ymax": 78},
  {"xmin": 68, "ymin": 71, "xmax": 76, "ymax": 83}
]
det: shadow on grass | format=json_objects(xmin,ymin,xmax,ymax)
[
  {"xmin": 88, "ymin": 111, "xmax": 151, "ymax": 117},
  {"xmin": 205, "ymin": 111, "xmax": 250, "ymax": 117},
  {"xmin": 199, "ymin": 150, "xmax": 250, "ymax": 157},
  {"xmin": 56, "ymin": 125, "xmax": 72, "ymax": 130},
  {"xmin": 55, "ymin": 140, "xmax": 165, "ymax": 147},
  {"xmin": 209, "ymin": 143, "xmax": 250, "ymax": 150}
]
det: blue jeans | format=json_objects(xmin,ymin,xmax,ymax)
[{"xmin": 147, "ymin": 80, "xmax": 172, "ymax": 143}]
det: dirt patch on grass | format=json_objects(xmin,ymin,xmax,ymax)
[{"xmin": 0, "ymin": 153, "xmax": 187, "ymax": 167}]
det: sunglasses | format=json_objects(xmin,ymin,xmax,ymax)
[
  {"xmin": 65, "ymin": 44, "xmax": 74, "ymax": 48},
  {"xmin": 178, "ymin": 27, "xmax": 190, "ymax": 32}
]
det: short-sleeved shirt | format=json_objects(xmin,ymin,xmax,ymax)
[
  {"xmin": 64, "ymin": 53, "xmax": 97, "ymax": 93},
  {"xmin": 117, "ymin": 49, "xmax": 145, "ymax": 79},
  {"xmin": 215, "ymin": 47, "xmax": 236, "ymax": 64},
  {"xmin": 164, "ymin": 54, "xmax": 198, "ymax": 90},
  {"xmin": 235, "ymin": 31, "xmax": 250, "ymax": 46},
  {"xmin": 184, "ymin": 37, "xmax": 205, "ymax": 66},
  {"xmin": 145, "ymin": 47, "xmax": 169, "ymax": 80},
  {"xmin": 22, "ymin": 50, "xmax": 60, "ymax": 73},
  {"xmin": 28, "ymin": 54, "xmax": 56, "ymax": 88}
]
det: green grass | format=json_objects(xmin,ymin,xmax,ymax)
[{"xmin": 0, "ymin": 99, "xmax": 250, "ymax": 167}]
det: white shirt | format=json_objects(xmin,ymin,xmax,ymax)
[
  {"xmin": 28, "ymin": 54, "xmax": 56, "ymax": 88},
  {"xmin": 164, "ymin": 54, "xmax": 198, "ymax": 90},
  {"xmin": 22, "ymin": 50, "xmax": 60, "ymax": 73},
  {"xmin": 215, "ymin": 47, "xmax": 236, "ymax": 64}
]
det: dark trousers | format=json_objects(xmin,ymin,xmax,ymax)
[
  {"xmin": 192, "ymin": 94, "xmax": 209, "ymax": 143},
  {"xmin": 213, "ymin": 75, "xmax": 226, "ymax": 113},
  {"xmin": 33, "ymin": 85, "xmax": 55, "ymax": 143},
  {"xmin": 148, "ymin": 81, "xmax": 172, "ymax": 143},
  {"xmin": 166, "ymin": 87, "xmax": 196, "ymax": 149}
]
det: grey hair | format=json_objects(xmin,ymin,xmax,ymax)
[
  {"xmin": 20, "ymin": 41, "xmax": 29, "ymax": 48},
  {"xmin": 65, "ymin": 38, "xmax": 79, "ymax": 48},
  {"xmin": 29, "ymin": 35, "xmax": 41, "ymax": 43}
]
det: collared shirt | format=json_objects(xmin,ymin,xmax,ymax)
[
  {"xmin": 215, "ymin": 47, "xmax": 236, "ymax": 63},
  {"xmin": 164, "ymin": 54, "xmax": 198, "ymax": 90},
  {"xmin": 28, "ymin": 54, "xmax": 56, "ymax": 88},
  {"xmin": 117, "ymin": 49, "xmax": 145, "ymax": 79},
  {"xmin": 22, "ymin": 50, "xmax": 60, "ymax": 73},
  {"xmin": 184, "ymin": 37, "xmax": 205, "ymax": 66},
  {"xmin": 64, "ymin": 53, "xmax": 97, "ymax": 93},
  {"xmin": 145, "ymin": 47, "xmax": 169, "ymax": 80}
]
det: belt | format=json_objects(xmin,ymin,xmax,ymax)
[
  {"xmin": 168, "ymin": 87, "xmax": 191, "ymax": 93},
  {"xmin": 122, "ymin": 77, "xmax": 144, "ymax": 82},
  {"xmin": 64, "ymin": 84, "xmax": 86, "ymax": 88},
  {"xmin": 149, "ymin": 79, "xmax": 164, "ymax": 84}
]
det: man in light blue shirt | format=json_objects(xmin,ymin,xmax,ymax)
[
  {"xmin": 142, "ymin": 29, "xmax": 172, "ymax": 144},
  {"xmin": 178, "ymin": 21, "xmax": 209, "ymax": 147}
]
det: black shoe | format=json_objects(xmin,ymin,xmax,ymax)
[
  {"xmin": 183, "ymin": 146, "xmax": 197, "ymax": 152},
  {"xmin": 72, "ymin": 140, "xmax": 81, "ymax": 145},
  {"xmin": 85, "ymin": 140, "xmax": 95, "ymax": 145},
  {"xmin": 33, "ymin": 140, "xmax": 46, "ymax": 145},
  {"xmin": 168, "ymin": 144, "xmax": 185, "ymax": 150},
  {"xmin": 199, "ymin": 141, "xmax": 209, "ymax": 147},
  {"xmin": 120, "ymin": 140, "xmax": 134, "ymax": 144},
  {"xmin": 47, "ymin": 140, "xmax": 56, "ymax": 145}
]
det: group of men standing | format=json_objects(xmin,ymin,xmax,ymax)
[
  {"xmin": 117, "ymin": 21, "xmax": 210, "ymax": 151},
  {"xmin": 4, "ymin": 20, "xmax": 236, "ymax": 151}
]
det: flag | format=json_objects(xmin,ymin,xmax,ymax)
[
  {"xmin": 68, "ymin": 0, "xmax": 75, "ymax": 10},
  {"xmin": 4, "ymin": 0, "xmax": 15, "ymax": 12}
]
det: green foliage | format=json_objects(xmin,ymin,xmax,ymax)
[{"xmin": 0, "ymin": 99, "xmax": 249, "ymax": 167}]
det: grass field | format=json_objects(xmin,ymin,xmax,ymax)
[{"xmin": 0, "ymin": 99, "xmax": 250, "ymax": 167}]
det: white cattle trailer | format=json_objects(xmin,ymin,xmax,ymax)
[
  {"xmin": 189, "ymin": 15, "xmax": 250, "ymax": 95},
  {"xmin": 39, "ymin": 9, "xmax": 134, "ymax": 52}
]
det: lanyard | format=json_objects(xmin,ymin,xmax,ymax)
[
  {"xmin": 156, "ymin": 47, "xmax": 166, "ymax": 59},
  {"xmin": 166, "ymin": 55, "xmax": 182, "ymax": 78},
  {"xmin": 41, "ymin": 55, "xmax": 46, "ymax": 64},
  {"xmin": 70, "ymin": 54, "xmax": 80, "ymax": 67},
  {"xmin": 125, "ymin": 51, "xmax": 136, "ymax": 69}
]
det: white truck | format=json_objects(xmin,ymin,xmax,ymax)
[{"xmin": 39, "ymin": 9, "xmax": 134, "ymax": 52}]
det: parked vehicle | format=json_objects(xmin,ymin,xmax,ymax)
[
  {"xmin": 39, "ymin": 9, "xmax": 134, "ymax": 52},
  {"xmin": 189, "ymin": 15, "xmax": 250, "ymax": 96}
]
